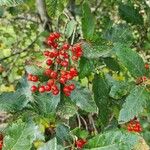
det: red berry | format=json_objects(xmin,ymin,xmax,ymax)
[
  {"xmin": 62, "ymin": 43, "xmax": 70, "ymax": 50},
  {"xmin": 64, "ymin": 91, "xmax": 71, "ymax": 97},
  {"xmin": 76, "ymin": 51, "xmax": 83, "ymax": 57},
  {"xmin": 63, "ymin": 53, "xmax": 69, "ymax": 58},
  {"xmin": 45, "ymin": 85, "xmax": 51, "ymax": 91},
  {"xmin": 75, "ymin": 139, "xmax": 87, "ymax": 149},
  {"xmin": 49, "ymin": 34, "xmax": 56, "ymax": 41},
  {"xmin": 47, "ymin": 39, "xmax": 53, "ymax": 46},
  {"xmin": 141, "ymin": 76, "xmax": 147, "ymax": 82},
  {"xmin": 53, "ymin": 32, "xmax": 61, "ymax": 39},
  {"xmin": 39, "ymin": 86, "xmax": 45, "ymax": 93},
  {"xmin": 56, "ymin": 58, "xmax": 62, "ymax": 64},
  {"xmin": 52, "ymin": 89, "xmax": 59, "ymax": 95},
  {"xmin": 27, "ymin": 74, "xmax": 32, "ymax": 81},
  {"xmin": 44, "ymin": 69, "xmax": 52, "ymax": 76},
  {"xmin": 49, "ymin": 52, "xmax": 55, "ymax": 58},
  {"xmin": 51, "ymin": 84, "xmax": 58, "ymax": 91},
  {"xmin": 31, "ymin": 85, "xmax": 38, "ymax": 92},
  {"xmin": 66, "ymin": 73, "xmax": 73, "ymax": 80},
  {"xmin": 69, "ymin": 84, "xmax": 75, "ymax": 90},
  {"xmin": 53, "ymin": 50, "xmax": 59, "ymax": 57},
  {"xmin": 72, "ymin": 47, "xmax": 77, "ymax": 52},
  {"xmin": 43, "ymin": 50, "xmax": 50, "ymax": 56},
  {"xmin": 72, "ymin": 55, "xmax": 78, "ymax": 61},
  {"xmin": 59, "ymin": 77, "xmax": 67, "ymax": 84},
  {"xmin": 50, "ymin": 71, "xmax": 58, "ymax": 79},
  {"xmin": 70, "ymin": 68, "xmax": 78, "ymax": 76},
  {"xmin": 51, "ymin": 42, "xmax": 58, "ymax": 49},
  {"xmin": 46, "ymin": 59, "xmax": 53, "ymax": 66},
  {"xmin": 75, "ymin": 45, "xmax": 82, "ymax": 52},
  {"xmin": 63, "ymin": 86, "xmax": 70, "ymax": 93},
  {"xmin": 32, "ymin": 75, "xmax": 39, "ymax": 82},
  {"xmin": 47, "ymin": 79, "xmax": 55, "ymax": 86},
  {"xmin": 61, "ymin": 60, "xmax": 69, "ymax": 67},
  {"xmin": 145, "ymin": 63, "xmax": 149, "ymax": 69}
]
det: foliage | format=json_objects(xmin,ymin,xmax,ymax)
[{"xmin": 0, "ymin": 0, "xmax": 150, "ymax": 149}]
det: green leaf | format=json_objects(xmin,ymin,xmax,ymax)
[
  {"xmin": 84, "ymin": 130, "xmax": 140, "ymax": 150},
  {"xmin": 56, "ymin": 124, "xmax": 72, "ymax": 144},
  {"xmin": 79, "ymin": 57, "xmax": 94, "ymax": 79},
  {"xmin": 103, "ymin": 24, "xmax": 133, "ymax": 44},
  {"xmin": 109, "ymin": 82, "xmax": 131, "ymax": 100},
  {"xmin": 38, "ymin": 138, "xmax": 64, "ymax": 150},
  {"xmin": 46, "ymin": 0, "xmax": 57, "ymax": 17},
  {"xmin": 82, "ymin": 1, "xmax": 95, "ymax": 40},
  {"xmin": 118, "ymin": 4, "xmax": 143, "ymax": 25},
  {"xmin": 115, "ymin": 44, "xmax": 146, "ymax": 78},
  {"xmin": 0, "ymin": 0, "xmax": 24, "ymax": 6},
  {"xmin": 33, "ymin": 93, "xmax": 60, "ymax": 116},
  {"xmin": 57, "ymin": 97, "xmax": 77, "ymax": 119},
  {"xmin": 103, "ymin": 57, "xmax": 120, "ymax": 72},
  {"xmin": 72, "ymin": 127, "xmax": 89, "ymax": 139},
  {"xmin": 65, "ymin": 20, "xmax": 77, "ymax": 38},
  {"xmin": 82, "ymin": 42, "xmax": 111, "ymax": 59},
  {"xmin": 92, "ymin": 73, "xmax": 110, "ymax": 126},
  {"xmin": 118, "ymin": 86, "xmax": 150, "ymax": 124},
  {"xmin": 70, "ymin": 81, "xmax": 97, "ymax": 113},
  {"xmin": 3, "ymin": 119, "xmax": 40, "ymax": 150}
]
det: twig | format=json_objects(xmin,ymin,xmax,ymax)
[
  {"xmin": 76, "ymin": 113, "xmax": 81, "ymax": 128},
  {"xmin": 80, "ymin": 115, "xmax": 88, "ymax": 130}
]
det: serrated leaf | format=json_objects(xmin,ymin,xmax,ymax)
[
  {"xmin": 82, "ymin": 2, "xmax": 95, "ymax": 40},
  {"xmin": 38, "ymin": 138, "xmax": 64, "ymax": 150},
  {"xmin": 82, "ymin": 42, "xmax": 111, "ymax": 59},
  {"xmin": 65, "ymin": 20, "xmax": 76, "ymax": 38},
  {"xmin": 46, "ymin": 0, "xmax": 57, "ymax": 17},
  {"xmin": 92, "ymin": 73, "xmax": 110, "ymax": 126},
  {"xmin": 109, "ymin": 82, "xmax": 130, "ymax": 99},
  {"xmin": 84, "ymin": 130, "xmax": 140, "ymax": 150},
  {"xmin": 79, "ymin": 57, "xmax": 94, "ymax": 79},
  {"xmin": 103, "ymin": 57, "xmax": 120, "ymax": 71},
  {"xmin": 119, "ymin": 4, "xmax": 143, "ymax": 25},
  {"xmin": 3, "ymin": 119, "xmax": 40, "ymax": 150},
  {"xmin": 70, "ymin": 81, "xmax": 97, "ymax": 113},
  {"xmin": 115, "ymin": 44, "xmax": 146, "ymax": 78},
  {"xmin": 103, "ymin": 24, "xmax": 133, "ymax": 44},
  {"xmin": 118, "ymin": 86, "xmax": 150, "ymax": 124},
  {"xmin": 0, "ymin": 0, "xmax": 24, "ymax": 6},
  {"xmin": 56, "ymin": 124, "xmax": 72, "ymax": 144},
  {"xmin": 33, "ymin": 93, "xmax": 60, "ymax": 116},
  {"xmin": 57, "ymin": 97, "xmax": 77, "ymax": 119},
  {"xmin": 0, "ymin": 90, "xmax": 28, "ymax": 112}
]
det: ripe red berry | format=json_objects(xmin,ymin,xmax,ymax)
[
  {"xmin": 76, "ymin": 51, "xmax": 83, "ymax": 57},
  {"xmin": 63, "ymin": 86, "xmax": 70, "ymax": 93},
  {"xmin": 70, "ymin": 68, "xmax": 78, "ymax": 76},
  {"xmin": 46, "ymin": 59, "xmax": 53, "ymax": 66},
  {"xmin": 43, "ymin": 50, "xmax": 50, "ymax": 56},
  {"xmin": 52, "ymin": 89, "xmax": 59, "ymax": 95},
  {"xmin": 62, "ymin": 43, "xmax": 70, "ymax": 50},
  {"xmin": 0, "ymin": 134, "xmax": 3, "ymax": 150},
  {"xmin": 47, "ymin": 79, "xmax": 55, "ymax": 86},
  {"xmin": 59, "ymin": 77, "xmax": 67, "ymax": 84},
  {"xmin": 51, "ymin": 42, "xmax": 58, "ymax": 49},
  {"xmin": 50, "ymin": 71, "xmax": 58, "ymax": 79},
  {"xmin": 53, "ymin": 32, "xmax": 61, "ymax": 39},
  {"xmin": 75, "ymin": 139, "xmax": 87, "ymax": 149},
  {"xmin": 31, "ymin": 75, "xmax": 39, "ymax": 82},
  {"xmin": 49, "ymin": 52, "xmax": 55, "ymax": 58},
  {"xmin": 61, "ymin": 60, "xmax": 69, "ymax": 67},
  {"xmin": 27, "ymin": 74, "xmax": 32, "ymax": 81},
  {"xmin": 64, "ymin": 91, "xmax": 71, "ymax": 97},
  {"xmin": 53, "ymin": 50, "xmax": 59, "ymax": 57},
  {"xmin": 45, "ymin": 85, "xmax": 51, "ymax": 91},
  {"xmin": 72, "ymin": 55, "xmax": 78, "ymax": 61},
  {"xmin": 49, "ymin": 34, "xmax": 56, "ymax": 41},
  {"xmin": 56, "ymin": 58, "xmax": 62, "ymax": 64},
  {"xmin": 44, "ymin": 69, "xmax": 52, "ymax": 76},
  {"xmin": 145, "ymin": 63, "xmax": 149, "ymax": 69},
  {"xmin": 69, "ymin": 84, "xmax": 75, "ymax": 90},
  {"xmin": 51, "ymin": 84, "xmax": 58, "ymax": 91},
  {"xmin": 31, "ymin": 85, "xmax": 38, "ymax": 92},
  {"xmin": 39, "ymin": 86, "xmax": 45, "ymax": 93},
  {"xmin": 66, "ymin": 73, "xmax": 73, "ymax": 80},
  {"xmin": 141, "ymin": 76, "xmax": 147, "ymax": 82}
]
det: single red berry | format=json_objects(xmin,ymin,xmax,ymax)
[
  {"xmin": 62, "ymin": 43, "xmax": 70, "ymax": 50},
  {"xmin": 27, "ymin": 74, "xmax": 32, "ymax": 81},
  {"xmin": 75, "ymin": 139, "xmax": 87, "ymax": 149},
  {"xmin": 76, "ymin": 51, "xmax": 83, "ymax": 57},
  {"xmin": 45, "ymin": 85, "xmax": 51, "ymax": 91},
  {"xmin": 72, "ymin": 47, "xmax": 77, "ymax": 52},
  {"xmin": 70, "ymin": 68, "xmax": 78, "ymax": 76},
  {"xmin": 31, "ymin": 85, "xmax": 38, "ymax": 92},
  {"xmin": 63, "ymin": 53, "xmax": 69, "ymax": 58},
  {"xmin": 50, "ymin": 71, "xmax": 58, "ymax": 79},
  {"xmin": 61, "ymin": 60, "xmax": 69, "ymax": 67},
  {"xmin": 49, "ymin": 34, "xmax": 56, "ymax": 41},
  {"xmin": 49, "ymin": 52, "xmax": 55, "ymax": 58},
  {"xmin": 31, "ymin": 75, "xmax": 39, "ymax": 82},
  {"xmin": 51, "ymin": 84, "xmax": 58, "ymax": 91},
  {"xmin": 75, "ymin": 45, "xmax": 82, "ymax": 52},
  {"xmin": 59, "ymin": 50, "xmax": 65, "ymax": 56},
  {"xmin": 72, "ymin": 55, "xmax": 78, "ymax": 61},
  {"xmin": 69, "ymin": 84, "xmax": 75, "ymax": 90},
  {"xmin": 53, "ymin": 32, "xmax": 61, "ymax": 39},
  {"xmin": 43, "ymin": 50, "xmax": 50, "ymax": 56},
  {"xmin": 66, "ymin": 73, "xmax": 73, "ymax": 80},
  {"xmin": 46, "ymin": 59, "xmax": 53, "ymax": 66},
  {"xmin": 145, "ymin": 63, "xmax": 149, "ymax": 69},
  {"xmin": 39, "ymin": 86, "xmax": 45, "ymax": 93},
  {"xmin": 52, "ymin": 42, "xmax": 58, "ymax": 49},
  {"xmin": 64, "ymin": 91, "xmax": 71, "ymax": 97},
  {"xmin": 47, "ymin": 79, "xmax": 55, "ymax": 86},
  {"xmin": 44, "ymin": 69, "xmax": 52, "ymax": 76},
  {"xmin": 59, "ymin": 77, "xmax": 67, "ymax": 84},
  {"xmin": 56, "ymin": 58, "xmax": 62, "ymax": 64},
  {"xmin": 63, "ymin": 86, "xmax": 70, "ymax": 93},
  {"xmin": 53, "ymin": 50, "xmax": 59, "ymax": 57},
  {"xmin": 52, "ymin": 89, "xmax": 59, "ymax": 95}
]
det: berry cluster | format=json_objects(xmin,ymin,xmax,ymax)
[
  {"xmin": 28, "ymin": 32, "xmax": 83, "ymax": 96},
  {"xmin": 75, "ymin": 139, "xmax": 87, "ymax": 149},
  {"xmin": 127, "ymin": 117, "xmax": 142, "ymax": 132}
]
